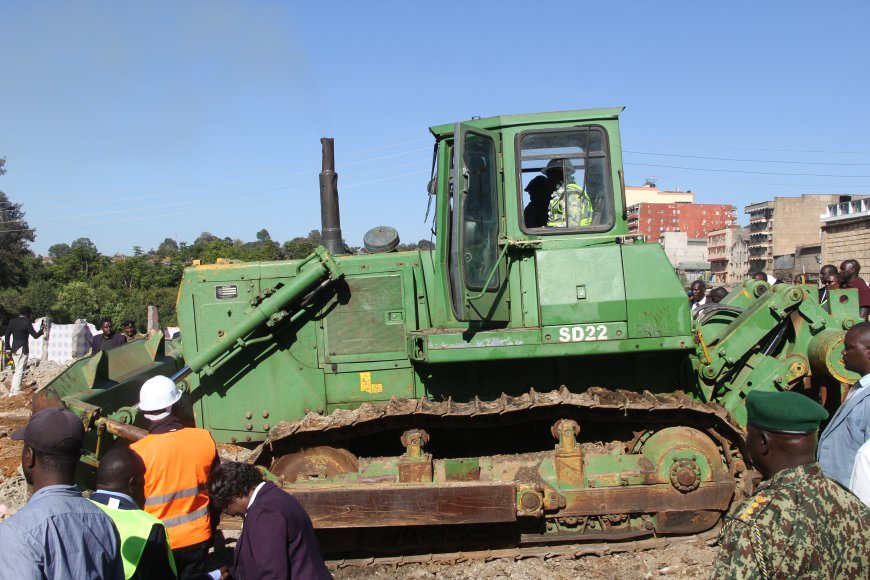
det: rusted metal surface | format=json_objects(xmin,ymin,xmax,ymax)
[
  {"xmin": 670, "ymin": 459, "xmax": 702, "ymax": 492},
  {"xmin": 655, "ymin": 509, "xmax": 721, "ymax": 534},
  {"xmin": 398, "ymin": 428, "xmax": 433, "ymax": 482},
  {"xmin": 245, "ymin": 387, "xmax": 746, "ymax": 551},
  {"xmin": 251, "ymin": 387, "xmax": 745, "ymax": 466},
  {"xmin": 270, "ymin": 446, "xmax": 358, "ymax": 483},
  {"xmin": 95, "ymin": 417, "xmax": 148, "ymax": 442},
  {"xmin": 31, "ymin": 387, "xmax": 66, "ymax": 414},
  {"xmin": 398, "ymin": 460, "xmax": 433, "ymax": 483},
  {"xmin": 553, "ymin": 419, "xmax": 584, "ymax": 488},
  {"xmin": 283, "ymin": 482, "xmax": 517, "ymax": 528},
  {"xmin": 559, "ymin": 481, "xmax": 734, "ymax": 516}
]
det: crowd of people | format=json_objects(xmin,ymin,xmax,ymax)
[
  {"xmin": 686, "ymin": 260, "xmax": 870, "ymax": 576},
  {"xmin": 0, "ymin": 375, "xmax": 332, "ymax": 579},
  {"xmin": 1, "ymin": 310, "xmax": 150, "ymax": 398},
  {"xmin": 3, "ymin": 256, "xmax": 870, "ymax": 578},
  {"xmin": 688, "ymin": 259, "xmax": 870, "ymax": 320}
]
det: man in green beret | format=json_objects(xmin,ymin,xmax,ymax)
[{"xmin": 711, "ymin": 390, "xmax": 870, "ymax": 579}]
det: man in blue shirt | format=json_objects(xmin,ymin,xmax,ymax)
[
  {"xmin": 818, "ymin": 321, "xmax": 870, "ymax": 486},
  {"xmin": 0, "ymin": 408, "xmax": 124, "ymax": 579}
]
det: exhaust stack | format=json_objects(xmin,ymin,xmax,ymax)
[{"xmin": 319, "ymin": 137, "xmax": 344, "ymax": 255}]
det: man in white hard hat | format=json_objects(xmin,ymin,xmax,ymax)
[{"xmin": 131, "ymin": 375, "xmax": 219, "ymax": 579}]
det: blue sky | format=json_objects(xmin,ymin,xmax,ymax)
[{"xmin": 2, "ymin": 0, "xmax": 868, "ymax": 256}]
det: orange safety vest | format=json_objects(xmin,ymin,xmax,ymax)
[{"xmin": 131, "ymin": 427, "xmax": 216, "ymax": 549}]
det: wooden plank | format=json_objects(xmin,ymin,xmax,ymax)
[
  {"xmin": 282, "ymin": 482, "xmax": 517, "ymax": 529},
  {"xmin": 561, "ymin": 481, "xmax": 734, "ymax": 516}
]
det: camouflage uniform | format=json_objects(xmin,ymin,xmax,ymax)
[
  {"xmin": 547, "ymin": 182, "xmax": 592, "ymax": 227},
  {"xmin": 711, "ymin": 463, "xmax": 870, "ymax": 579}
]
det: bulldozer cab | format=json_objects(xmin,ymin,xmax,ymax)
[{"xmin": 432, "ymin": 109, "xmax": 630, "ymax": 326}]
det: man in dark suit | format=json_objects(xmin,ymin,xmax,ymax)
[
  {"xmin": 3, "ymin": 306, "xmax": 44, "ymax": 396},
  {"xmin": 208, "ymin": 462, "xmax": 331, "ymax": 580},
  {"xmin": 818, "ymin": 321, "xmax": 870, "ymax": 486}
]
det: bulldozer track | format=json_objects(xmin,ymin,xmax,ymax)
[
  {"xmin": 325, "ymin": 525, "xmax": 721, "ymax": 569},
  {"xmin": 248, "ymin": 387, "xmax": 746, "ymax": 560},
  {"xmin": 252, "ymin": 386, "xmax": 746, "ymax": 467}
]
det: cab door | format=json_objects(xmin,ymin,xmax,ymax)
[{"xmin": 448, "ymin": 124, "xmax": 510, "ymax": 322}]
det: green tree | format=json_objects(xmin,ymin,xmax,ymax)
[
  {"xmin": 157, "ymin": 237, "xmax": 178, "ymax": 256},
  {"xmin": 21, "ymin": 280, "xmax": 58, "ymax": 317},
  {"xmin": 0, "ymin": 159, "xmax": 36, "ymax": 289},
  {"xmin": 282, "ymin": 230, "xmax": 322, "ymax": 260},
  {"xmin": 48, "ymin": 243, "xmax": 72, "ymax": 259},
  {"xmin": 195, "ymin": 238, "xmax": 234, "ymax": 264},
  {"xmin": 195, "ymin": 232, "xmax": 220, "ymax": 246},
  {"xmin": 53, "ymin": 281, "xmax": 100, "ymax": 322},
  {"xmin": 51, "ymin": 238, "xmax": 104, "ymax": 281},
  {"xmin": 256, "ymin": 229, "xmax": 271, "ymax": 242}
]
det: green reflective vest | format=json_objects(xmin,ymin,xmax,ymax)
[
  {"xmin": 91, "ymin": 499, "xmax": 177, "ymax": 580},
  {"xmin": 547, "ymin": 182, "xmax": 593, "ymax": 227}
]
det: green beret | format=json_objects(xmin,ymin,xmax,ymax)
[{"xmin": 746, "ymin": 390, "xmax": 829, "ymax": 433}]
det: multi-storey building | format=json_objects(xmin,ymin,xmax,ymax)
[
  {"xmin": 708, "ymin": 229, "xmax": 729, "ymax": 284},
  {"xmin": 625, "ymin": 182, "xmax": 694, "ymax": 206},
  {"xmin": 628, "ymin": 202, "xmax": 736, "ymax": 239},
  {"xmin": 707, "ymin": 226, "xmax": 750, "ymax": 286},
  {"xmin": 820, "ymin": 197, "xmax": 870, "ymax": 267},
  {"xmin": 745, "ymin": 194, "xmax": 848, "ymax": 275},
  {"xmin": 730, "ymin": 230, "xmax": 750, "ymax": 285},
  {"xmin": 746, "ymin": 201, "xmax": 774, "ymax": 274}
]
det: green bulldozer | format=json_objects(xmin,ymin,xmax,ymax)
[{"xmin": 38, "ymin": 108, "xmax": 860, "ymax": 556}]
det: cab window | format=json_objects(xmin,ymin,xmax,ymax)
[
  {"xmin": 462, "ymin": 133, "xmax": 499, "ymax": 290},
  {"xmin": 518, "ymin": 128, "xmax": 613, "ymax": 232}
]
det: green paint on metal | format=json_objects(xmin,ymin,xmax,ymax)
[
  {"xmin": 444, "ymin": 458, "xmax": 481, "ymax": 481},
  {"xmin": 47, "ymin": 108, "xmax": 862, "ymax": 542}
]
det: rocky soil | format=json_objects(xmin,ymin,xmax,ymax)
[
  {"xmin": 330, "ymin": 541, "xmax": 717, "ymax": 579},
  {"xmin": 0, "ymin": 359, "xmax": 68, "ymax": 520},
  {"xmin": 0, "ymin": 362, "xmax": 719, "ymax": 578}
]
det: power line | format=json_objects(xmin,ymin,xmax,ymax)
[
  {"xmin": 34, "ymin": 157, "xmax": 431, "ymax": 219},
  {"xmin": 624, "ymin": 150, "xmax": 870, "ymax": 166},
  {"xmin": 37, "ymin": 169, "xmax": 431, "ymax": 229},
  {"xmin": 634, "ymin": 174, "xmax": 870, "ymax": 189},
  {"xmin": 628, "ymin": 139, "xmax": 870, "ymax": 156},
  {"xmin": 30, "ymin": 141, "xmax": 432, "ymax": 204},
  {"xmin": 625, "ymin": 162, "xmax": 870, "ymax": 179},
  {"xmin": 341, "ymin": 147, "xmax": 430, "ymax": 167},
  {"xmin": 343, "ymin": 138, "xmax": 430, "ymax": 156},
  {"xmin": 42, "ymin": 200, "xmax": 198, "ymax": 221},
  {"xmin": 38, "ymin": 147, "xmax": 430, "ymax": 207}
]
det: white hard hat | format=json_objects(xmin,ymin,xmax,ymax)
[{"xmin": 139, "ymin": 376, "xmax": 183, "ymax": 412}]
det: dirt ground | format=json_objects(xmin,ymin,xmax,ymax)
[
  {"xmin": 0, "ymin": 359, "xmax": 68, "ymax": 521},
  {"xmin": 0, "ymin": 362, "xmax": 719, "ymax": 578},
  {"xmin": 330, "ymin": 541, "xmax": 717, "ymax": 579}
]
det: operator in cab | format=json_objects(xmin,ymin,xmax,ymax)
[
  {"xmin": 544, "ymin": 158, "xmax": 592, "ymax": 228},
  {"xmin": 131, "ymin": 376, "xmax": 219, "ymax": 579},
  {"xmin": 523, "ymin": 175, "xmax": 553, "ymax": 228}
]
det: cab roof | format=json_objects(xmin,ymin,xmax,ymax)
[{"xmin": 428, "ymin": 107, "xmax": 625, "ymax": 139}]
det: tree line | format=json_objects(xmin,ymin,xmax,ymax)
[{"xmin": 0, "ymin": 159, "xmax": 432, "ymax": 330}]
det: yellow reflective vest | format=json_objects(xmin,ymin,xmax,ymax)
[{"xmin": 91, "ymin": 499, "xmax": 177, "ymax": 579}]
